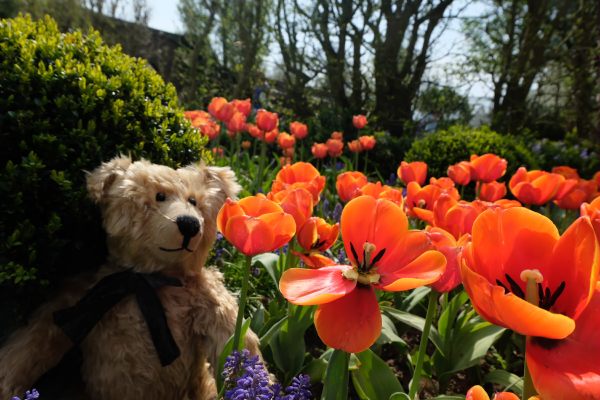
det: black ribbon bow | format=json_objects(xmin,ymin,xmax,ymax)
[{"xmin": 53, "ymin": 269, "xmax": 183, "ymax": 366}]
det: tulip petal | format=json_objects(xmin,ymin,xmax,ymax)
[
  {"xmin": 379, "ymin": 250, "xmax": 446, "ymax": 291},
  {"xmin": 526, "ymin": 285, "xmax": 600, "ymax": 400},
  {"xmin": 461, "ymin": 261, "xmax": 575, "ymax": 339},
  {"xmin": 469, "ymin": 207, "xmax": 558, "ymax": 287},
  {"xmin": 257, "ymin": 212, "xmax": 296, "ymax": 250},
  {"xmin": 314, "ymin": 286, "xmax": 382, "ymax": 353},
  {"xmin": 239, "ymin": 194, "xmax": 282, "ymax": 216},
  {"xmin": 376, "ymin": 230, "xmax": 434, "ymax": 276},
  {"xmin": 545, "ymin": 217, "xmax": 599, "ymax": 320},
  {"xmin": 225, "ymin": 215, "xmax": 274, "ymax": 256},
  {"xmin": 279, "ymin": 265, "xmax": 357, "ymax": 305},
  {"xmin": 341, "ymin": 196, "xmax": 408, "ymax": 267},
  {"xmin": 217, "ymin": 199, "xmax": 244, "ymax": 233},
  {"xmin": 293, "ymin": 251, "xmax": 338, "ymax": 269}
]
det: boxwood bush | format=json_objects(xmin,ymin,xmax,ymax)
[
  {"xmin": 404, "ymin": 125, "xmax": 537, "ymax": 179},
  {"xmin": 0, "ymin": 15, "xmax": 206, "ymax": 324}
]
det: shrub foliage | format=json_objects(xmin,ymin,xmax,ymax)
[
  {"xmin": 0, "ymin": 15, "xmax": 205, "ymax": 291},
  {"xmin": 405, "ymin": 126, "xmax": 537, "ymax": 179}
]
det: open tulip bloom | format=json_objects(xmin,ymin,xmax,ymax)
[
  {"xmin": 279, "ymin": 196, "xmax": 446, "ymax": 353},
  {"xmin": 461, "ymin": 207, "xmax": 599, "ymax": 340}
]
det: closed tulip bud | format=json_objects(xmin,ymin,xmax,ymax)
[
  {"xmin": 277, "ymin": 132, "xmax": 296, "ymax": 149},
  {"xmin": 447, "ymin": 161, "xmax": 472, "ymax": 186},
  {"xmin": 256, "ymin": 109, "xmax": 279, "ymax": 132},
  {"xmin": 358, "ymin": 135, "xmax": 376, "ymax": 151},
  {"xmin": 352, "ymin": 114, "xmax": 367, "ymax": 129},
  {"xmin": 290, "ymin": 121, "xmax": 308, "ymax": 140},
  {"xmin": 326, "ymin": 138, "xmax": 344, "ymax": 158},
  {"xmin": 311, "ymin": 143, "xmax": 328, "ymax": 159},
  {"xmin": 348, "ymin": 139, "xmax": 363, "ymax": 153},
  {"xmin": 398, "ymin": 161, "xmax": 427, "ymax": 185}
]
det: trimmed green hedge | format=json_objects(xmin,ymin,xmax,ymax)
[
  {"xmin": 405, "ymin": 126, "xmax": 537, "ymax": 179},
  {"xmin": 0, "ymin": 15, "xmax": 206, "ymax": 293}
]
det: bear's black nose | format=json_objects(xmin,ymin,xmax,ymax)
[{"xmin": 176, "ymin": 215, "xmax": 200, "ymax": 238}]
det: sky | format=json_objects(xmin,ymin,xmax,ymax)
[{"xmin": 123, "ymin": 0, "xmax": 491, "ymax": 107}]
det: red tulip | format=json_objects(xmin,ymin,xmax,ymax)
[
  {"xmin": 352, "ymin": 114, "xmax": 367, "ymax": 129},
  {"xmin": 466, "ymin": 385, "xmax": 520, "ymax": 400},
  {"xmin": 311, "ymin": 143, "xmax": 328, "ymax": 159},
  {"xmin": 398, "ymin": 161, "xmax": 427, "ymax": 186},
  {"xmin": 290, "ymin": 121, "xmax": 308, "ymax": 140},
  {"xmin": 217, "ymin": 195, "xmax": 296, "ymax": 256},
  {"xmin": 326, "ymin": 138, "xmax": 344, "ymax": 158},
  {"xmin": 271, "ymin": 162, "xmax": 326, "ymax": 203},
  {"xmin": 226, "ymin": 112, "xmax": 247, "ymax": 133},
  {"xmin": 256, "ymin": 109, "xmax": 279, "ymax": 132},
  {"xmin": 447, "ymin": 161, "xmax": 472, "ymax": 186},
  {"xmin": 470, "ymin": 153, "xmax": 507, "ymax": 182},
  {"xmin": 264, "ymin": 129, "xmax": 278, "ymax": 144},
  {"xmin": 267, "ymin": 188, "xmax": 314, "ymax": 229},
  {"xmin": 478, "ymin": 181, "xmax": 507, "ymax": 202},
  {"xmin": 461, "ymin": 207, "xmax": 599, "ymax": 339},
  {"xmin": 509, "ymin": 167, "xmax": 566, "ymax": 205},
  {"xmin": 427, "ymin": 227, "xmax": 470, "ymax": 293},
  {"xmin": 331, "ymin": 131, "xmax": 343, "ymax": 140},
  {"xmin": 555, "ymin": 179, "xmax": 598, "ymax": 210},
  {"xmin": 347, "ymin": 139, "xmax": 363, "ymax": 153},
  {"xmin": 336, "ymin": 171, "xmax": 368, "ymax": 203},
  {"xmin": 358, "ymin": 135, "xmax": 376, "ymax": 151},
  {"xmin": 231, "ymin": 98, "xmax": 252, "ymax": 117},
  {"xmin": 279, "ymin": 196, "xmax": 446, "ymax": 353},
  {"xmin": 277, "ymin": 132, "xmax": 296, "ymax": 149}
]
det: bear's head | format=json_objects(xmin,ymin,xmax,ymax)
[{"xmin": 86, "ymin": 155, "xmax": 240, "ymax": 274}]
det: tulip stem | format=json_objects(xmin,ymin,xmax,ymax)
[
  {"xmin": 523, "ymin": 354, "xmax": 535, "ymax": 400},
  {"xmin": 232, "ymin": 255, "xmax": 253, "ymax": 351},
  {"xmin": 255, "ymin": 140, "xmax": 267, "ymax": 193},
  {"xmin": 522, "ymin": 274, "xmax": 540, "ymax": 399},
  {"xmin": 408, "ymin": 290, "xmax": 438, "ymax": 399}
]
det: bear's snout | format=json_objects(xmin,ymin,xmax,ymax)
[{"xmin": 176, "ymin": 215, "xmax": 201, "ymax": 238}]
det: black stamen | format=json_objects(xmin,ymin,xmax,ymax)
[
  {"xmin": 547, "ymin": 281, "xmax": 566, "ymax": 309},
  {"xmin": 496, "ymin": 279, "xmax": 509, "ymax": 293},
  {"xmin": 312, "ymin": 239, "xmax": 326, "ymax": 249},
  {"xmin": 538, "ymin": 283, "xmax": 544, "ymax": 305},
  {"xmin": 505, "ymin": 274, "xmax": 525, "ymax": 299},
  {"xmin": 350, "ymin": 242, "xmax": 359, "ymax": 265},
  {"xmin": 370, "ymin": 249, "xmax": 386, "ymax": 266},
  {"xmin": 362, "ymin": 248, "xmax": 367, "ymax": 270}
]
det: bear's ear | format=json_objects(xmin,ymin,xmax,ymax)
[
  {"xmin": 205, "ymin": 165, "xmax": 241, "ymax": 199},
  {"xmin": 86, "ymin": 155, "xmax": 132, "ymax": 203}
]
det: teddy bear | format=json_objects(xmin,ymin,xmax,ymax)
[{"xmin": 0, "ymin": 155, "xmax": 260, "ymax": 400}]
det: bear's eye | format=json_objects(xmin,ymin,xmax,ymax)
[
  {"xmin": 155, "ymin": 192, "xmax": 167, "ymax": 202},
  {"xmin": 188, "ymin": 197, "xmax": 197, "ymax": 206}
]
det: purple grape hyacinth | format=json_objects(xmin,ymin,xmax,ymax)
[
  {"xmin": 12, "ymin": 389, "xmax": 39, "ymax": 400},
  {"xmin": 222, "ymin": 350, "xmax": 312, "ymax": 400}
]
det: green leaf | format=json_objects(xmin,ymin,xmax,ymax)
[
  {"xmin": 401, "ymin": 286, "xmax": 431, "ymax": 312},
  {"xmin": 377, "ymin": 314, "xmax": 407, "ymax": 347},
  {"xmin": 484, "ymin": 369, "xmax": 523, "ymax": 395},
  {"xmin": 431, "ymin": 396, "xmax": 465, "ymax": 400},
  {"xmin": 252, "ymin": 252, "xmax": 280, "ymax": 288},
  {"xmin": 437, "ymin": 291, "xmax": 469, "ymax": 340},
  {"xmin": 259, "ymin": 315, "xmax": 288, "ymax": 346},
  {"xmin": 389, "ymin": 393, "xmax": 411, "ymax": 400},
  {"xmin": 216, "ymin": 318, "xmax": 251, "ymax": 392},
  {"xmin": 382, "ymin": 306, "xmax": 444, "ymax": 355},
  {"xmin": 321, "ymin": 349, "xmax": 350, "ymax": 400},
  {"xmin": 351, "ymin": 349, "xmax": 404, "ymax": 400}
]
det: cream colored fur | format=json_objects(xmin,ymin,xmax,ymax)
[{"xmin": 0, "ymin": 155, "xmax": 260, "ymax": 399}]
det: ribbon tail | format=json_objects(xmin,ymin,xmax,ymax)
[{"xmin": 135, "ymin": 276, "xmax": 181, "ymax": 366}]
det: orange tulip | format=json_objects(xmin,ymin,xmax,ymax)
[
  {"xmin": 208, "ymin": 97, "xmax": 235, "ymax": 122},
  {"xmin": 296, "ymin": 217, "xmax": 339, "ymax": 252},
  {"xmin": 358, "ymin": 135, "xmax": 376, "ymax": 151},
  {"xmin": 311, "ymin": 143, "xmax": 328, "ymax": 159},
  {"xmin": 264, "ymin": 129, "xmax": 278, "ymax": 144},
  {"xmin": 555, "ymin": 179, "xmax": 598, "ymax": 210},
  {"xmin": 526, "ymin": 283, "xmax": 600, "ymax": 400},
  {"xmin": 331, "ymin": 131, "xmax": 343, "ymax": 140},
  {"xmin": 277, "ymin": 132, "xmax": 296, "ymax": 149},
  {"xmin": 433, "ymin": 195, "xmax": 486, "ymax": 239},
  {"xmin": 478, "ymin": 181, "xmax": 507, "ymax": 202},
  {"xmin": 461, "ymin": 207, "xmax": 599, "ymax": 339},
  {"xmin": 447, "ymin": 161, "xmax": 472, "ymax": 186},
  {"xmin": 347, "ymin": 139, "xmax": 363, "ymax": 153},
  {"xmin": 466, "ymin": 385, "xmax": 520, "ymax": 400},
  {"xmin": 360, "ymin": 182, "xmax": 404, "ymax": 206},
  {"xmin": 231, "ymin": 98, "xmax": 252, "ymax": 117},
  {"xmin": 212, "ymin": 146, "xmax": 224, "ymax": 157},
  {"xmin": 427, "ymin": 227, "xmax": 470, "ymax": 293},
  {"xmin": 241, "ymin": 140, "xmax": 251, "ymax": 150},
  {"xmin": 509, "ymin": 167, "xmax": 566, "ymax": 205},
  {"xmin": 326, "ymin": 138, "xmax": 344, "ymax": 158},
  {"xmin": 581, "ymin": 196, "xmax": 600, "ymax": 241},
  {"xmin": 217, "ymin": 194, "xmax": 296, "ymax": 256},
  {"xmin": 271, "ymin": 162, "xmax": 326, "ymax": 203},
  {"xmin": 183, "ymin": 110, "xmax": 205, "ymax": 121},
  {"xmin": 552, "ymin": 165, "xmax": 579, "ymax": 180},
  {"xmin": 594, "ymin": 171, "xmax": 600, "ymax": 187},
  {"xmin": 247, "ymin": 123, "xmax": 263, "ymax": 139},
  {"xmin": 256, "ymin": 109, "xmax": 279, "ymax": 132},
  {"xmin": 398, "ymin": 161, "xmax": 427, "ymax": 186},
  {"xmin": 279, "ymin": 196, "xmax": 446, "ymax": 353},
  {"xmin": 470, "ymin": 153, "xmax": 507, "ymax": 182},
  {"xmin": 336, "ymin": 171, "xmax": 368, "ymax": 203},
  {"xmin": 290, "ymin": 121, "xmax": 308, "ymax": 140},
  {"xmin": 430, "ymin": 176, "xmax": 457, "ymax": 191},
  {"xmin": 405, "ymin": 181, "xmax": 460, "ymax": 224},
  {"xmin": 279, "ymin": 156, "xmax": 292, "ymax": 167},
  {"xmin": 352, "ymin": 114, "xmax": 367, "ymax": 129},
  {"xmin": 283, "ymin": 147, "xmax": 295, "ymax": 158},
  {"xmin": 226, "ymin": 111, "xmax": 247, "ymax": 133},
  {"xmin": 267, "ymin": 188, "xmax": 313, "ymax": 229}
]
